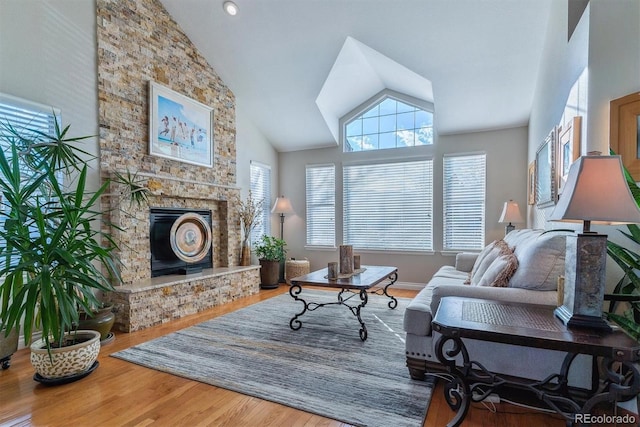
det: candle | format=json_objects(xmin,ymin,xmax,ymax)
[
  {"xmin": 328, "ymin": 262, "xmax": 338, "ymax": 279},
  {"xmin": 339, "ymin": 245, "xmax": 354, "ymax": 275}
]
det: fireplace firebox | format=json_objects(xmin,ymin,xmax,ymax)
[{"xmin": 149, "ymin": 207, "xmax": 213, "ymax": 277}]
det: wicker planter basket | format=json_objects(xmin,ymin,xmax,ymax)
[{"xmin": 285, "ymin": 258, "xmax": 310, "ymax": 283}]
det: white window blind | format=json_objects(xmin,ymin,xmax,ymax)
[
  {"xmin": 343, "ymin": 159, "xmax": 433, "ymax": 251},
  {"xmin": 443, "ymin": 154, "xmax": 486, "ymax": 251},
  {"xmin": 250, "ymin": 161, "xmax": 271, "ymax": 244},
  {"xmin": 0, "ymin": 94, "xmax": 59, "ymax": 146},
  {"xmin": 305, "ymin": 164, "xmax": 335, "ymax": 247},
  {"xmin": 0, "ymin": 94, "xmax": 59, "ymax": 248}
]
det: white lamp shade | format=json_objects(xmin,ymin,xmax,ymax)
[
  {"xmin": 550, "ymin": 155, "xmax": 640, "ymax": 226},
  {"xmin": 271, "ymin": 196, "xmax": 295, "ymax": 215},
  {"xmin": 498, "ymin": 200, "xmax": 524, "ymax": 224}
]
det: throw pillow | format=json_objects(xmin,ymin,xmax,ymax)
[
  {"xmin": 467, "ymin": 240, "xmax": 498, "ymax": 282},
  {"xmin": 469, "ymin": 240, "xmax": 511, "ymax": 286},
  {"xmin": 508, "ymin": 231, "xmax": 569, "ymax": 290},
  {"xmin": 476, "ymin": 249, "xmax": 519, "ymax": 287}
]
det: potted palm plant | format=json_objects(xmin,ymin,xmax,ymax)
[
  {"xmin": 0, "ymin": 116, "xmax": 142, "ymax": 382},
  {"xmin": 606, "ymin": 158, "xmax": 640, "ymax": 341},
  {"xmin": 254, "ymin": 235, "xmax": 286, "ymax": 289}
]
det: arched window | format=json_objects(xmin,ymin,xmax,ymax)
[{"xmin": 343, "ymin": 95, "xmax": 433, "ymax": 152}]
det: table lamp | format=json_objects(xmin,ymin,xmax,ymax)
[
  {"xmin": 549, "ymin": 154, "xmax": 640, "ymax": 331},
  {"xmin": 498, "ymin": 200, "xmax": 524, "ymax": 235}
]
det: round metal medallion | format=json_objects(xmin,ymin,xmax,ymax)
[{"xmin": 169, "ymin": 212, "xmax": 212, "ymax": 263}]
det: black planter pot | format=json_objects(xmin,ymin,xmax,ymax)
[{"xmin": 259, "ymin": 259, "xmax": 280, "ymax": 289}]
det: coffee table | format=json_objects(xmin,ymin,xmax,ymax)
[{"xmin": 288, "ymin": 265, "xmax": 398, "ymax": 341}]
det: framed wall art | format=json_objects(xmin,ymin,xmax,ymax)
[
  {"xmin": 527, "ymin": 160, "xmax": 536, "ymax": 205},
  {"xmin": 557, "ymin": 116, "xmax": 581, "ymax": 194},
  {"xmin": 610, "ymin": 92, "xmax": 640, "ymax": 181},
  {"xmin": 149, "ymin": 81, "xmax": 214, "ymax": 168},
  {"xmin": 535, "ymin": 128, "xmax": 557, "ymax": 209}
]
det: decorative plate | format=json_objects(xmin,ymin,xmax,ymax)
[{"xmin": 170, "ymin": 212, "xmax": 212, "ymax": 263}]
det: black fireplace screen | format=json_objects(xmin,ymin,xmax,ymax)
[{"xmin": 149, "ymin": 207, "xmax": 213, "ymax": 277}]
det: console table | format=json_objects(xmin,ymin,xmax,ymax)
[{"xmin": 432, "ymin": 297, "xmax": 640, "ymax": 427}]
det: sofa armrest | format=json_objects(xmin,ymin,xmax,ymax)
[
  {"xmin": 430, "ymin": 283, "xmax": 557, "ymax": 315},
  {"xmin": 455, "ymin": 252, "xmax": 478, "ymax": 273}
]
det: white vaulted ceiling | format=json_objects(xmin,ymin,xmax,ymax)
[{"xmin": 161, "ymin": 0, "xmax": 552, "ymax": 152}]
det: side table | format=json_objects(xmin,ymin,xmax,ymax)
[{"xmin": 432, "ymin": 296, "xmax": 640, "ymax": 427}]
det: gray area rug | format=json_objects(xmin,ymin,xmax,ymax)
[{"xmin": 112, "ymin": 290, "xmax": 432, "ymax": 427}]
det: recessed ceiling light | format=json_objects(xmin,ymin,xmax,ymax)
[{"xmin": 223, "ymin": 1, "xmax": 238, "ymax": 16}]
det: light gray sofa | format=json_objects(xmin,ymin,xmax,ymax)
[{"xmin": 403, "ymin": 229, "xmax": 592, "ymax": 388}]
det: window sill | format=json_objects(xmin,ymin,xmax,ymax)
[{"xmin": 304, "ymin": 245, "xmax": 337, "ymax": 251}]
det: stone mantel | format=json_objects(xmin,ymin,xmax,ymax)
[
  {"xmin": 104, "ymin": 266, "xmax": 261, "ymax": 332},
  {"xmin": 115, "ymin": 266, "xmax": 259, "ymax": 293}
]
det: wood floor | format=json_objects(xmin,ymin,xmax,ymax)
[{"xmin": 0, "ymin": 286, "xmax": 566, "ymax": 427}]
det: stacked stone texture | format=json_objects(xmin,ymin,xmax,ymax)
[{"xmin": 96, "ymin": 0, "xmax": 257, "ymax": 331}]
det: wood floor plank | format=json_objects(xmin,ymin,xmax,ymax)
[{"xmin": 0, "ymin": 285, "xmax": 566, "ymax": 426}]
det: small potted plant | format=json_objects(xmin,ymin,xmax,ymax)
[
  {"xmin": 0, "ymin": 116, "xmax": 143, "ymax": 382},
  {"xmin": 254, "ymin": 235, "xmax": 286, "ymax": 289}
]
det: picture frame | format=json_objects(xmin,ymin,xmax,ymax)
[
  {"xmin": 149, "ymin": 81, "xmax": 214, "ymax": 168},
  {"xmin": 610, "ymin": 92, "xmax": 640, "ymax": 181},
  {"xmin": 527, "ymin": 160, "xmax": 536, "ymax": 205},
  {"xmin": 557, "ymin": 116, "xmax": 581, "ymax": 194},
  {"xmin": 535, "ymin": 128, "xmax": 557, "ymax": 209}
]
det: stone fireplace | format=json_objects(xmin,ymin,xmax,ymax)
[{"xmin": 96, "ymin": 0, "xmax": 260, "ymax": 332}]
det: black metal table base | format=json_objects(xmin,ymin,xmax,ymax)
[
  {"xmin": 289, "ymin": 284, "xmax": 370, "ymax": 340},
  {"xmin": 288, "ymin": 271, "xmax": 398, "ymax": 341},
  {"xmin": 367, "ymin": 271, "xmax": 398, "ymax": 309},
  {"xmin": 434, "ymin": 334, "xmax": 640, "ymax": 427}
]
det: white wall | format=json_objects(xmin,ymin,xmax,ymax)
[
  {"xmin": 0, "ymin": 0, "xmax": 277, "ymax": 222},
  {"xmin": 278, "ymin": 126, "xmax": 528, "ymax": 285},
  {"xmin": 528, "ymin": 0, "xmax": 640, "ymax": 290},
  {"xmin": 586, "ymin": 0, "xmax": 640, "ymax": 154},
  {"xmin": 0, "ymin": 0, "xmax": 99, "ymax": 188},
  {"xmin": 235, "ymin": 102, "xmax": 280, "ymax": 238}
]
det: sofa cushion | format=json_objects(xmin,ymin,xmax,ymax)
[
  {"xmin": 433, "ymin": 265, "xmax": 471, "ymax": 281},
  {"xmin": 508, "ymin": 230, "xmax": 570, "ymax": 291},
  {"xmin": 475, "ymin": 248, "xmax": 518, "ymax": 287}
]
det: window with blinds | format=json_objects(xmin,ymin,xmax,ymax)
[
  {"xmin": 443, "ymin": 154, "xmax": 486, "ymax": 251},
  {"xmin": 305, "ymin": 164, "xmax": 335, "ymax": 247},
  {"xmin": 343, "ymin": 159, "xmax": 433, "ymax": 251},
  {"xmin": 0, "ymin": 94, "xmax": 60, "ymax": 250},
  {"xmin": 0, "ymin": 94, "xmax": 59, "ymax": 149},
  {"xmin": 249, "ymin": 161, "xmax": 271, "ymax": 244},
  {"xmin": 0, "ymin": 93, "xmax": 59, "ymax": 200}
]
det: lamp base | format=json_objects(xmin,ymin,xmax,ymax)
[
  {"xmin": 505, "ymin": 223, "xmax": 515, "ymax": 236},
  {"xmin": 554, "ymin": 305, "xmax": 612, "ymax": 332},
  {"xmin": 557, "ymin": 233, "xmax": 612, "ymax": 333}
]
